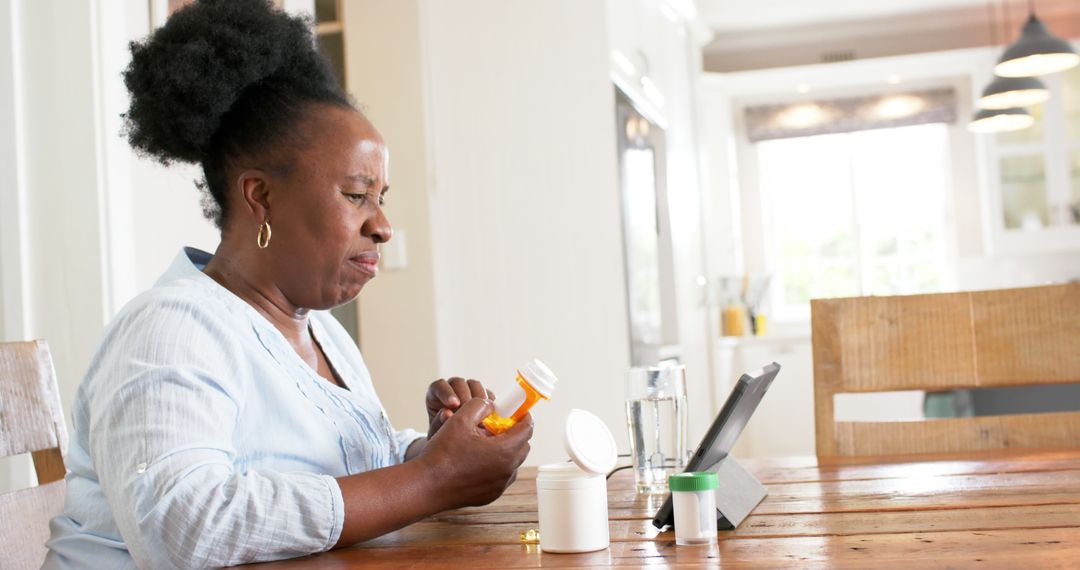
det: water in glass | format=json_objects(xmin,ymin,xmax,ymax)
[{"xmin": 625, "ymin": 365, "xmax": 688, "ymax": 493}]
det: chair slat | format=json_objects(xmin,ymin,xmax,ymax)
[
  {"xmin": 974, "ymin": 286, "xmax": 1080, "ymax": 384},
  {"xmin": 812, "ymin": 284, "xmax": 1080, "ymax": 458},
  {"xmin": 0, "ymin": 340, "xmax": 68, "ymax": 457},
  {"xmin": 833, "ymin": 411, "xmax": 1080, "ymax": 457},
  {"xmin": 0, "ymin": 479, "xmax": 65, "ymax": 569},
  {"xmin": 0, "ymin": 340, "xmax": 69, "ymax": 567}
]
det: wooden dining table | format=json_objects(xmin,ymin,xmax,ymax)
[{"xmin": 251, "ymin": 448, "xmax": 1080, "ymax": 568}]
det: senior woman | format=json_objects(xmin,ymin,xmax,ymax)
[{"xmin": 42, "ymin": 1, "xmax": 533, "ymax": 567}]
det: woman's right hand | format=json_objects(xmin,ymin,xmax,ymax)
[
  {"xmin": 416, "ymin": 398, "xmax": 533, "ymax": 510},
  {"xmin": 333, "ymin": 397, "xmax": 532, "ymax": 546}
]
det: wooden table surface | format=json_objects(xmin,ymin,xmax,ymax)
[{"xmin": 251, "ymin": 449, "xmax": 1080, "ymax": 568}]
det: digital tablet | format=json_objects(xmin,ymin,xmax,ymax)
[{"xmin": 651, "ymin": 362, "xmax": 781, "ymax": 530}]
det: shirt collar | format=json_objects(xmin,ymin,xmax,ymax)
[
  {"xmin": 160, "ymin": 247, "xmax": 329, "ymax": 370},
  {"xmin": 157, "ymin": 247, "xmax": 268, "ymax": 327},
  {"xmin": 156, "ymin": 246, "xmax": 215, "ymax": 287}
]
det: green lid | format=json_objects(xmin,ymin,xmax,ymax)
[{"xmin": 668, "ymin": 471, "xmax": 719, "ymax": 492}]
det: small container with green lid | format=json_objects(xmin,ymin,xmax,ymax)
[{"xmin": 669, "ymin": 471, "xmax": 719, "ymax": 545}]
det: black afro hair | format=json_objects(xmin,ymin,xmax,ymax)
[{"xmin": 123, "ymin": 0, "xmax": 352, "ymax": 228}]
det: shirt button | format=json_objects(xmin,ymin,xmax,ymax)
[{"xmin": 136, "ymin": 462, "xmax": 147, "ymax": 474}]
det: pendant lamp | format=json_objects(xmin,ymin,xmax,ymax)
[
  {"xmin": 967, "ymin": 107, "xmax": 1035, "ymax": 133},
  {"xmin": 994, "ymin": 14, "xmax": 1080, "ymax": 77},
  {"xmin": 977, "ymin": 75, "xmax": 1050, "ymax": 109}
]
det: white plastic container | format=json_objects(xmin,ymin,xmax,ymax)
[
  {"xmin": 536, "ymin": 409, "xmax": 618, "ymax": 553},
  {"xmin": 669, "ymin": 471, "xmax": 719, "ymax": 546}
]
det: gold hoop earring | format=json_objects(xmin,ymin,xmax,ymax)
[{"xmin": 257, "ymin": 221, "xmax": 272, "ymax": 249}]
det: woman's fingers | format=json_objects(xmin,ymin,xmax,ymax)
[
  {"xmin": 448, "ymin": 377, "xmax": 473, "ymax": 407},
  {"xmin": 467, "ymin": 379, "xmax": 487, "ymax": 399},
  {"xmin": 504, "ymin": 413, "xmax": 534, "ymax": 437},
  {"xmin": 500, "ymin": 413, "xmax": 534, "ymax": 464},
  {"xmin": 426, "ymin": 377, "xmax": 494, "ymax": 438},
  {"xmin": 447, "ymin": 377, "xmax": 477, "ymax": 405},
  {"xmin": 427, "ymin": 408, "xmax": 454, "ymax": 439},
  {"xmin": 452, "ymin": 396, "xmax": 495, "ymax": 427},
  {"xmin": 427, "ymin": 378, "xmax": 492, "ymax": 413},
  {"xmin": 448, "ymin": 377, "xmax": 491, "ymax": 406},
  {"xmin": 426, "ymin": 379, "xmax": 460, "ymax": 418}
]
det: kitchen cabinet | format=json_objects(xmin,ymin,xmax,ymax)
[
  {"xmin": 714, "ymin": 335, "xmax": 816, "ymax": 458},
  {"xmin": 988, "ymin": 48, "xmax": 1080, "ymax": 254}
]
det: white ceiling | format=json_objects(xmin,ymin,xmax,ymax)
[{"xmin": 696, "ymin": 0, "xmax": 989, "ymax": 33}]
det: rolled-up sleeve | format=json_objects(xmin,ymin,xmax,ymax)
[
  {"xmin": 88, "ymin": 300, "xmax": 344, "ymax": 568},
  {"xmin": 392, "ymin": 428, "xmax": 424, "ymax": 463}
]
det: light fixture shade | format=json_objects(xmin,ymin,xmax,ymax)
[
  {"xmin": 994, "ymin": 15, "xmax": 1080, "ymax": 77},
  {"xmin": 968, "ymin": 107, "xmax": 1035, "ymax": 133},
  {"xmin": 978, "ymin": 75, "xmax": 1050, "ymax": 109}
]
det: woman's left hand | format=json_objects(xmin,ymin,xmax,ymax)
[{"xmin": 425, "ymin": 377, "xmax": 493, "ymax": 438}]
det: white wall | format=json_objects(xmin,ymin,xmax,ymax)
[
  {"xmin": 422, "ymin": 0, "xmax": 633, "ymax": 466},
  {"xmin": 17, "ymin": 0, "xmax": 112, "ymax": 421},
  {"xmin": 344, "ymin": 0, "xmax": 634, "ymax": 466},
  {"xmin": 0, "ymin": 0, "xmax": 31, "ymax": 493},
  {"xmin": 0, "ymin": 0, "xmax": 26, "ymax": 344}
]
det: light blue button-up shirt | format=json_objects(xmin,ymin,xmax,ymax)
[{"xmin": 43, "ymin": 247, "xmax": 423, "ymax": 569}]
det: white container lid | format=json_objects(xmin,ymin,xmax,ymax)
[
  {"xmin": 563, "ymin": 408, "xmax": 618, "ymax": 476},
  {"xmin": 519, "ymin": 359, "xmax": 558, "ymax": 398},
  {"xmin": 536, "ymin": 461, "xmax": 590, "ymax": 483},
  {"xmin": 536, "ymin": 461, "xmax": 606, "ymax": 489}
]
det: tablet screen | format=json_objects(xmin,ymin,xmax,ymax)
[{"xmin": 651, "ymin": 362, "xmax": 780, "ymax": 530}]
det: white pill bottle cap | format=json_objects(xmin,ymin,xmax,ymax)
[{"xmin": 518, "ymin": 358, "xmax": 558, "ymax": 398}]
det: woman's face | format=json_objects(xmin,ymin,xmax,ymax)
[{"xmin": 262, "ymin": 105, "xmax": 392, "ymax": 311}]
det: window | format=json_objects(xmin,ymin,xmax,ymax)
[{"xmin": 756, "ymin": 123, "xmax": 952, "ymax": 321}]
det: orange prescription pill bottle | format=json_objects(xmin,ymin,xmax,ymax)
[{"xmin": 483, "ymin": 359, "xmax": 558, "ymax": 435}]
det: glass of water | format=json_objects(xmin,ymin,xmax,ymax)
[{"xmin": 625, "ymin": 365, "xmax": 688, "ymax": 494}]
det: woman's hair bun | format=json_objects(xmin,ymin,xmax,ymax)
[{"xmin": 123, "ymin": 0, "xmax": 335, "ymax": 165}]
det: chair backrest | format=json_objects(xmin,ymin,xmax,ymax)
[
  {"xmin": 0, "ymin": 340, "xmax": 68, "ymax": 569},
  {"xmin": 812, "ymin": 283, "xmax": 1080, "ymax": 458}
]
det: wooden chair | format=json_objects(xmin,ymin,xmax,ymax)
[
  {"xmin": 812, "ymin": 283, "xmax": 1080, "ymax": 458},
  {"xmin": 0, "ymin": 340, "xmax": 68, "ymax": 569}
]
